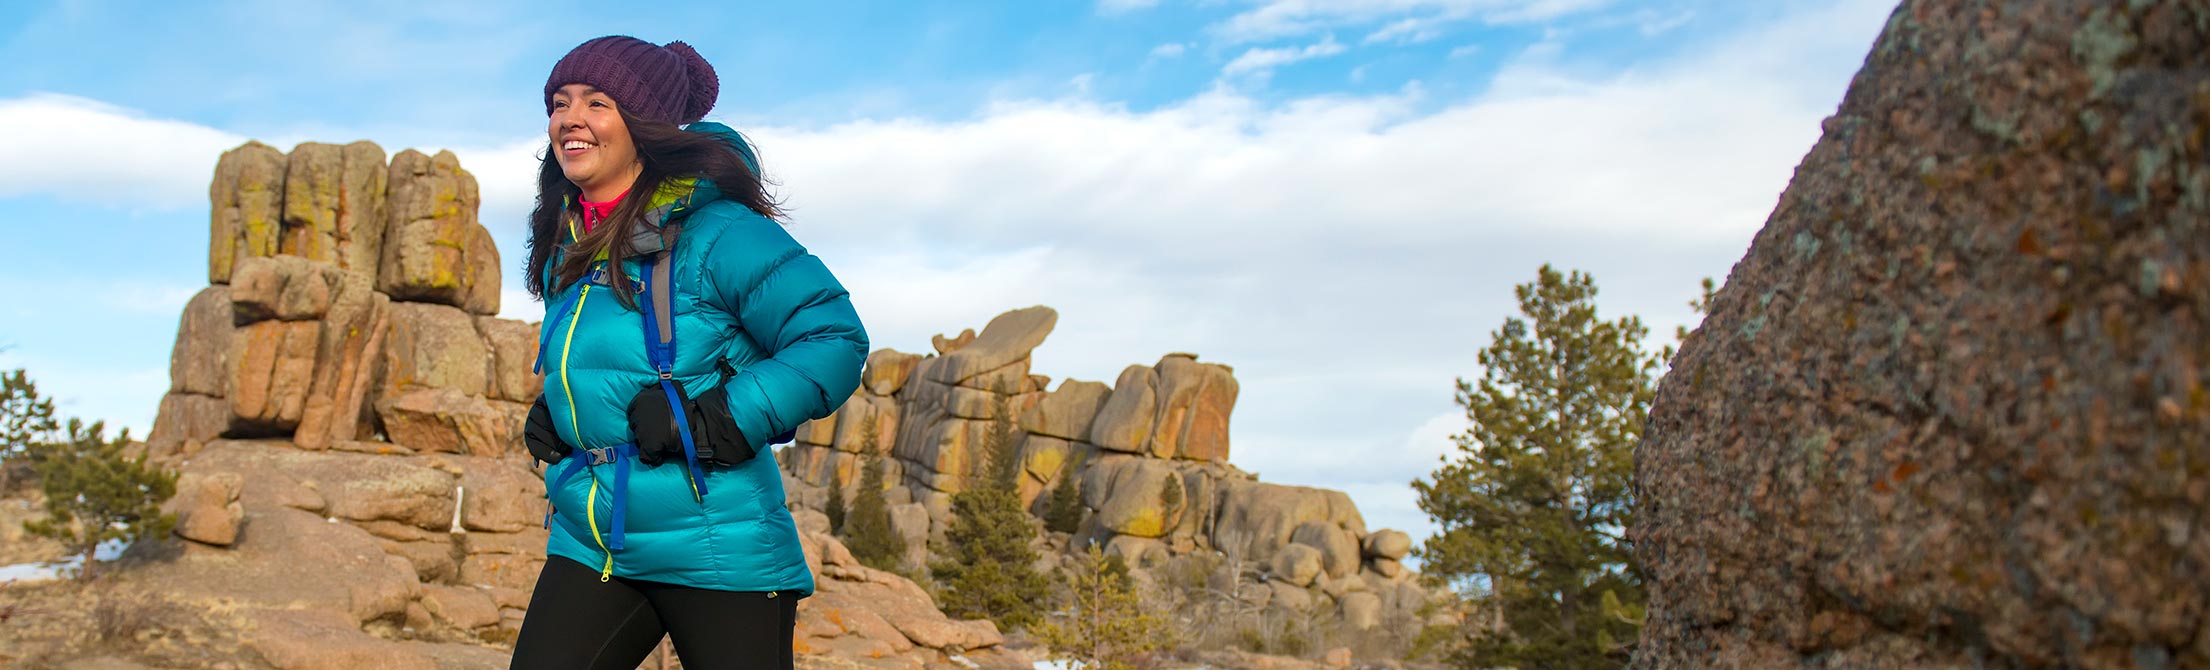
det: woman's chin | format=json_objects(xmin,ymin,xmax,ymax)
[{"xmin": 561, "ymin": 169, "xmax": 597, "ymax": 190}]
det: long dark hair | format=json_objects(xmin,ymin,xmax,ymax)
[{"xmin": 523, "ymin": 108, "xmax": 784, "ymax": 305}]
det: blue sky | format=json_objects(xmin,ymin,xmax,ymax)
[{"xmin": 1, "ymin": 0, "xmax": 1898, "ymax": 544}]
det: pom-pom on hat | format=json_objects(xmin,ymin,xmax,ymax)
[{"xmin": 544, "ymin": 36, "xmax": 719, "ymax": 125}]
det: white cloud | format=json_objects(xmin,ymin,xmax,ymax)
[
  {"xmin": 451, "ymin": 137, "xmax": 550, "ymax": 234},
  {"xmin": 1448, "ymin": 43, "xmax": 1481, "ymax": 58},
  {"xmin": 96, "ymin": 280, "xmax": 204, "ymax": 317},
  {"xmin": 1364, "ymin": 17, "xmax": 1448, "ymax": 44},
  {"xmin": 1193, "ymin": 407, "xmax": 1459, "ymax": 541},
  {"xmin": 0, "ymin": 91, "xmax": 547, "ymax": 225},
  {"xmin": 761, "ymin": 60, "xmax": 1815, "ymax": 255},
  {"xmin": 497, "ymin": 289, "xmax": 542, "ymax": 323},
  {"xmin": 1221, "ymin": 35, "xmax": 1348, "ymax": 78},
  {"xmin": 0, "ymin": 94, "xmax": 246, "ymax": 209},
  {"xmin": 1517, "ymin": 34, "xmax": 1567, "ymax": 61},
  {"xmin": 1150, "ymin": 42, "xmax": 1188, "ymax": 59},
  {"xmin": 1637, "ymin": 9, "xmax": 1694, "ymax": 36},
  {"xmin": 1214, "ymin": 0, "xmax": 1616, "ymax": 44},
  {"xmin": 0, "ymin": 350, "xmax": 169, "ymax": 440}
]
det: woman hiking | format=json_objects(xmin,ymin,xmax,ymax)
[{"xmin": 509, "ymin": 35, "xmax": 868, "ymax": 670}]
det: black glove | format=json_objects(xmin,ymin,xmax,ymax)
[
  {"xmin": 628, "ymin": 382, "xmax": 754, "ymax": 467},
  {"xmin": 523, "ymin": 396, "xmax": 571, "ymax": 464}
]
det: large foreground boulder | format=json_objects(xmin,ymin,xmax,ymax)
[
  {"xmin": 131, "ymin": 494, "xmax": 422, "ymax": 626},
  {"xmin": 1632, "ymin": 2, "xmax": 2210, "ymax": 669}
]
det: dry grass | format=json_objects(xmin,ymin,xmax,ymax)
[{"xmin": 0, "ymin": 578, "xmax": 253, "ymax": 670}]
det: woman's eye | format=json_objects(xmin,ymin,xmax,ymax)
[{"xmin": 590, "ymin": 100, "xmax": 608, "ymax": 108}]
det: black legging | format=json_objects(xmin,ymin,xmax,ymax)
[{"xmin": 509, "ymin": 556, "xmax": 798, "ymax": 670}]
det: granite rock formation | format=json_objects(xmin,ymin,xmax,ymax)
[
  {"xmin": 781, "ymin": 306, "xmax": 1446, "ymax": 638},
  {"xmin": 153, "ymin": 140, "xmax": 519, "ymax": 461},
  {"xmin": 1632, "ymin": 1, "xmax": 2210, "ymax": 668}
]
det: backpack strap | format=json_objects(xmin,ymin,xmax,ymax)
[
  {"xmin": 640, "ymin": 233, "xmax": 709, "ymax": 501},
  {"xmin": 530, "ymin": 272, "xmax": 592, "ymax": 375}
]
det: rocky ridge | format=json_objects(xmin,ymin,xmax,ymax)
[{"xmin": 781, "ymin": 307, "xmax": 1447, "ymax": 643}]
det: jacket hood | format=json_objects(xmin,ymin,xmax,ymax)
[
  {"xmin": 685, "ymin": 121, "xmax": 761, "ymax": 175},
  {"xmin": 595, "ymin": 121, "xmax": 760, "ymax": 256}
]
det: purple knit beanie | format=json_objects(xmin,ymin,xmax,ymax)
[{"xmin": 544, "ymin": 36, "xmax": 719, "ymax": 125}]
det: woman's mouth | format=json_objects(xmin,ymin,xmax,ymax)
[{"xmin": 562, "ymin": 140, "xmax": 594, "ymax": 157}]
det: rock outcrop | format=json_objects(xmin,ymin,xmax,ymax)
[
  {"xmin": 379, "ymin": 149, "xmax": 498, "ymax": 315},
  {"xmin": 1633, "ymin": 1, "xmax": 2210, "ymax": 669},
  {"xmin": 151, "ymin": 140, "xmax": 524, "ymax": 460},
  {"xmin": 782, "ymin": 306, "xmax": 1443, "ymax": 637},
  {"xmin": 796, "ymin": 532, "xmax": 1032, "ymax": 669},
  {"xmin": 137, "ymin": 140, "xmax": 548, "ymax": 661}
]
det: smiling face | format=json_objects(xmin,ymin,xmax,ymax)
[{"xmin": 548, "ymin": 84, "xmax": 643, "ymax": 202}]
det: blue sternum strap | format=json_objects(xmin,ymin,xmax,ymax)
[{"xmin": 544, "ymin": 443, "xmax": 639, "ymax": 550}]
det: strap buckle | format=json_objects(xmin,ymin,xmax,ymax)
[{"xmin": 586, "ymin": 447, "xmax": 617, "ymax": 465}]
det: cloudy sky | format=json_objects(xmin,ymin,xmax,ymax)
[{"xmin": 1, "ymin": 0, "xmax": 1895, "ymax": 545}]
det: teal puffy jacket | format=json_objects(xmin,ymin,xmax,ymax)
[{"xmin": 536, "ymin": 122, "xmax": 865, "ymax": 595}]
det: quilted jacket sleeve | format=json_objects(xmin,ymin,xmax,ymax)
[{"xmin": 697, "ymin": 206, "xmax": 868, "ymax": 453}]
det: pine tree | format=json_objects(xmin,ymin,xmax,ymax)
[
  {"xmin": 25, "ymin": 418, "xmax": 177, "ymax": 581},
  {"xmin": 0, "ymin": 368, "xmax": 61, "ymax": 492},
  {"xmin": 1043, "ymin": 452, "xmax": 1087, "ymax": 534},
  {"xmin": 978, "ymin": 391, "xmax": 1023, "ymax": 491},
  {"xmin": 843, "ymin": 420, "xmax": 906, "ymax": 571},
  {"xmin": 1411, "ymin": 265, "xmax": 1665, "ymax": 669},
  {"xmin": 930, "ymin": 390, "xmax": 1049, "ymax": 629},
  {"xmin": 828, "ymin": 414, "xmax": 875, "ymax": 537},
  {"xmin": 1034, "ymin": 542, "xmax": 1170, "ymax": 670},
  {"xmin": 825, "ymin": 470, "xmax": 849, "ymax": 535}
]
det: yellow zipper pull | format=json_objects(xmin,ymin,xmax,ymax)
[{"xmin": 601, "ymin": 556, "xmax": 614, "ymax": 583}]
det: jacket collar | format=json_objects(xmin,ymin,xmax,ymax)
[{"xmin": 563, "ymin": 176, "xmax": 720, "ymax": 255}]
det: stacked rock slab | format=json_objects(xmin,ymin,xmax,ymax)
[
  {"xmin": 781, "ymin": 305, "xmax": 1445, "ymax": 635},
  {"xmin": 151, "ymin": 141, "xmax": 525, "ymax": 460},
  {"xmin": 142, "ymin": 139, "xmax": 553, "ymax": 649},
  {"xmin": 1633, "ymin": 2, "xmax": 2210, "ymax": 669}
]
